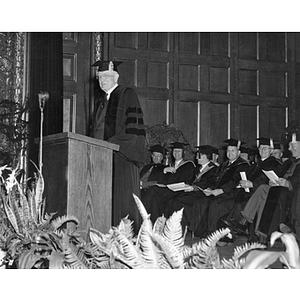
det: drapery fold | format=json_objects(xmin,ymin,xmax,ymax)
[{"xmin": 28, "ymin": 32, "xmax": 63, "ymax": 169}]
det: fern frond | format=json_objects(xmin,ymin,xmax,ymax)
[
  {"xmin": 186, "ymin": 228, "xmax": 231, "ymax": 269},
  {"xmin": 50, "ymin": 215, "xmax": 79, "ymax": 231},
  {"xmin": 63, "ymin": 243, "xmax": 91, "ymax": 269},
  {"xmin": 39, "ymin": 212, "xmax": 57, "ymax": 229},
  {"xmin": 180, "ymin": 244, "xmax": 194, "ymax": 260},
  {"xmin": 135, "ymin": 214, "xmax": 153, "ymax": 249},
  {"xmin": 89, "ymin": 228, "xmax": 114, "ymax": 255},
  {"xmin": 150, "ymin": 232, "xmax": 184, "ymax": 268},
  {"xmin": 112, "ymin": 228, "xmax": 144, "ymax": 269},
  {"xmin": 137, "ymin": 218, "xmax": 160, "ymax": 268},
  {"xmin": 109, "ymin": 250, "xmax": 130, "ymax": 269},
  {"xmin": 117, "ymin": 216, "xmax": 135, "ymax": 241},
  {"xmin": 132, "ymin": 193, "xmax": 150, "ymax": 221},
  {"xmin": 162, "ymin": 208, "xmax": 184, "ymax": 249},
  {"xmin": 221, "ymin": 242, "xmax": 267, "ymax": 269},
  {"xmin": 232, "ymin": 242, "xmax": 267, "ymax": 261},
  {"xmin": 153, "ymin": 216, "xmax": 166, "ymax": 235}
]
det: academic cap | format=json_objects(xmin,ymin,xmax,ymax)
[
  {"xmin": 149, "ymin": 144, "xmax": 166, "ymax": 155},
  {"xmin": 273, "ymin": 142, "xmax": 282, "ymax": 150},
  {"xmin": 92, "ymin": 60, "xmax": 123, "ymax": 72},
  {"xmin": 240, "ymin": 146, "xmax": 250, "ymax": 154},
  {"xmin": 256, "ymin": 137, "xmax": 274, "ymax": 148},
  {"xmin": 169, "ymin": 142, "xmax": 189, "ymax": 149},
  {"xmin": 211, "ymin": 146, "xmax": 219, "ymax": 155},
  {"xmin": 195, "ymin": 145, "xmax": 213, "ymax": 156},
  {"xmin": 223, "ymin": 138, "xmax": 244, "ymax": 149}
]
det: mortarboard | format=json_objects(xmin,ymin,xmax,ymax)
[
  {"xmin": 282, "ymin": 120, "xmax": 300, "ymax": 144},
  {"xmin": 92, "ymin": 60, "xmax": 123, "ymax": 72},
  {"xmin": 273, "ymin": 142, "xmax": 282, "ymax": 150},
  {"xmin": 223, "ymin": 138, "xmax": 244, "ymax": 149},
  {"xmin": 195, "ymin": 145, "xmax": 213, "ymax": 156},
  {"xmin": 240, "ymin": 146, "xmax": 250, "ymax": 154},
  {"xmin": 169, "ymin": 142, "xmax": 189, "ymax": 149},
  {"xmin": 256, "ymin": 137, "xmax": 274, "ymax": 148},
  {"xmin": 149, "ymin": 144, "xmax": 166, "ymax": 155},
  {"xmin": 211, "ymin": 146, "xmax": 219, "ymax": 155}
]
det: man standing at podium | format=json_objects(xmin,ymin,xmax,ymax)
[{"xmin": 91, "ymin": 60, "xmax": 146, "ymax": 233}]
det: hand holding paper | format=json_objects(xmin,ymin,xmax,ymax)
[
  {"xmin": 240, "ymin": 172, "xmax": 250, "ymax": 192},
  {"xmin": 262, "ymin": 170, "xmax": 279, "ymax": 186}
]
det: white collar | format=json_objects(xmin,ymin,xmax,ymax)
[
  {"xmin": 106, "ymin": 84, "xmax": 118, "ymax": 99},
  {"xmin": 174, "ymin": 159, "xmax": 183, "ymax": 168},
  {"xmin": 200, "ymin": 161, "xmax": 210, "ymax": 171}
]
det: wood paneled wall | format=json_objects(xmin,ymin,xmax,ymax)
[
  {"xmin": 104, "ymin": 32, "xmax": 300, "ymax": 152},
  {"xmin": 59, "ymin": 32, "xmax": 300, "ymax": 156}
]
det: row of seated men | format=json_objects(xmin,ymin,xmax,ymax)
[{"xmin": 139, "ymin": 134, "xmax": 300, "ymax": 246}]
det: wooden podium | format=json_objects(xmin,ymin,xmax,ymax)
[{"xmin": 41, "ymin": 132, "xmax": 119, "ymax": 239}]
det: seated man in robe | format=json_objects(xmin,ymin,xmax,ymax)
[
  {"xmin": 141, "ymin": 142, "xmax": 196, "ymax": 223},
  {"xmin": 166, "ymin": 145, "xmax": 218, "ymax": 235},
  {"xmin": 140, "ymin": 144, "xmax": 167, "ymax": 191},
  {"xmin": 225, "ymin": 131, "xmax": 300, "ymax": 243},
  {"xmin": 191, "ymin": 139, "xmax": 249, "ymax": 238},
  {"xmin": 223, "ymin": 137, "xmax": 283, "ymax": 230}
]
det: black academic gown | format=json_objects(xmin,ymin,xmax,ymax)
[
  {"xmin": 227, "ymin": 155, "xmax": 283, "ymax": 221},
  {"xmin": 91, "ymin": 86, "xmax": 146, "ymax": 233},
  {"xmin": 166, "ymin": 162, "xmax": 218, "ymax": 233},
  {"xmin": 206, "ymin": 157, "xmax": 250, "ymax": 233},
  {"xmin": 140, "ymin": 163, "xmax": 166, "ymax": 194},
  {"xmin": 141, "ymin": 159, "xmax": 196, "ymax": 223},
  {"xmin": 258, "ymin": 158, "xmax": 300, "ymax": 236}
]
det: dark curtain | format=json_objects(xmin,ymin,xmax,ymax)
[{"xmin": 28, "ymin": 32, "xmax": 63, "ymax": 174}]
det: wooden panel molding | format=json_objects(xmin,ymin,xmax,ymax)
[
  {"xmin": 178, "ymin": 64, "xmax": 200, "ymax": 91},
  {"xmin": 240, "ymin": 104, "xmax": 258, "ymax": 148},
  {"xmin": 144, "ymin": 98, "xmax": 169, "ymax": 125},
  {"xmin": 209, "ymin": 66, "xmax": 230, "ymax": 93},
  {"xmin": 268, "ymin": 106, "xmax": 288, "ymax": 140},
  {"xmin": 63, "ymin": 94, "xmax": 76, "ymax": 132},
  {"xmin": 115, "ymin": 32, "xmax": 138, "ymax": 49},
  {"xmin": 63, "ymin": 53, "xmax": 77, "ymax": 82},
  {"xmin": 239, "ymin": 69, "xmax": 259, "ymax": 95},
  {"xmin": 210, "ymin": 33, "xmax": 229, "ymax": 57},
  {"xmin": 148, "ymin": 32, "xmax": 170, "ymax": 52},
  {"xmin": 266, "ymin": 70, "xmax": 287, "ymax": 97},
  {"xmin": 147, "ymin": 61, "xmax": 169, "ymax": 89},
  {"xmin": 238, "ymin": 32, "xmax": 258, "ymax": 60},
  {"xmin": 178, "ymin": 100, "xmax": 198, "ymax": 147},
  {"xmin": 179, "ymin": 32, "xmax": 200, "ymax": 54}
]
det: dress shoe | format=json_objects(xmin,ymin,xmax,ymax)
[{"xmin": 222, "ymin": 219, "xmax": 248, "ymax": 236}]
